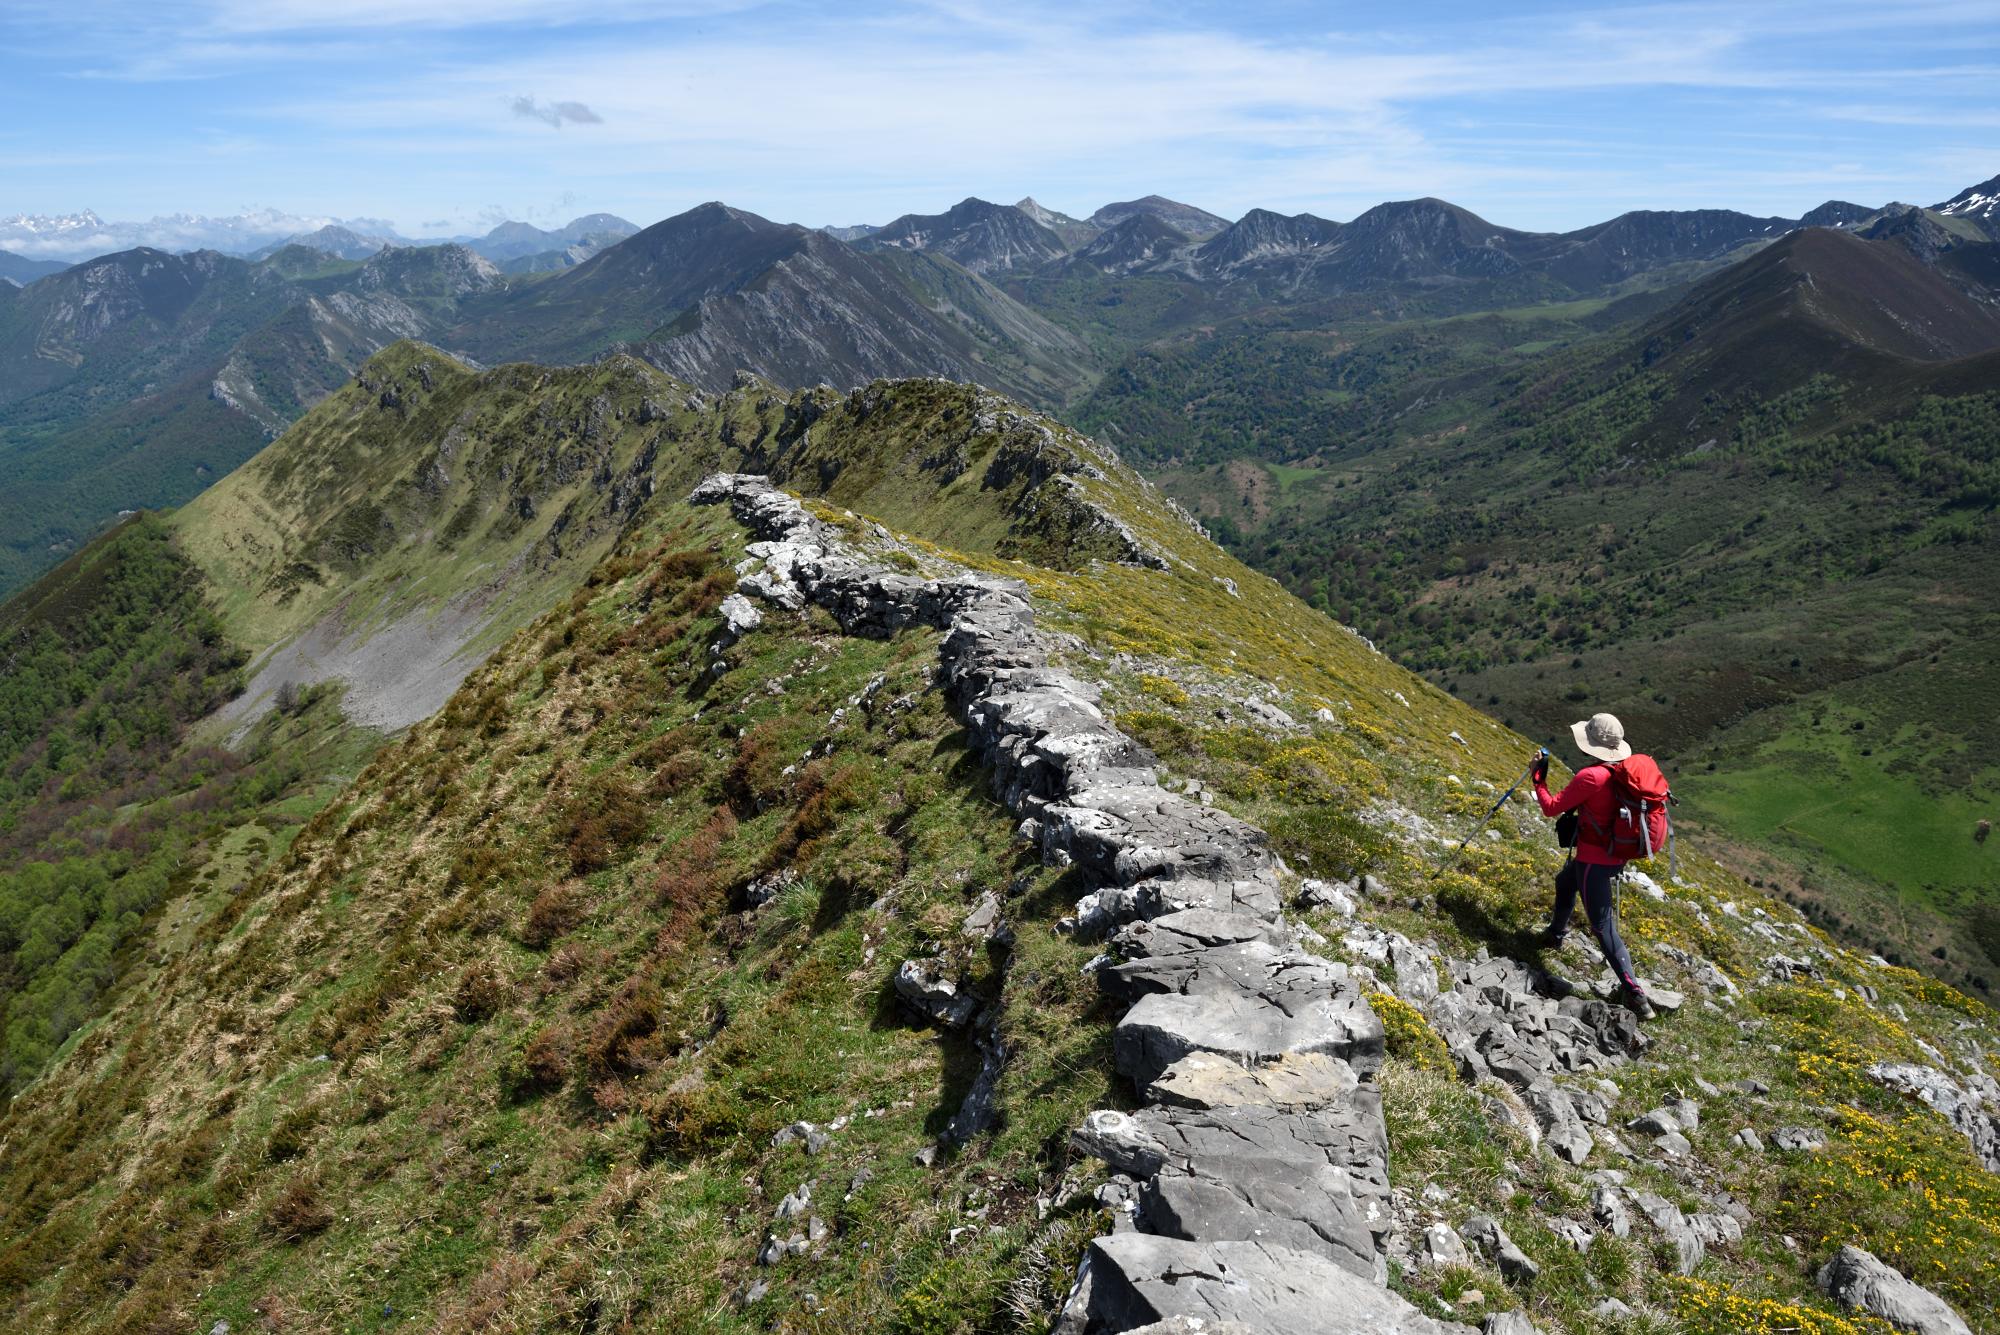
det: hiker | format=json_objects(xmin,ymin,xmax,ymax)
[{"xmin": 1531, "ymin": 712, "xmax": 1662, "ymax": 1019}]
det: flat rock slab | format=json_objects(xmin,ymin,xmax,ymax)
[
  {"xmin": 1074, "ymin": 1103, "xmax": 1390, "ymax": 1214},
  {"xmin": 1080, "ymin": 877, "xmax": 1286, "ymax": 936},
  {"xmin": 1140, "ymin": 1167, "xmax": 1380, "ymax": 1282},
  {"xmin": 1149, "ymin": 1051, "xmax": 1359, "ymax": 1113},
  {"xmin": 1046, "ymin": 784, "xmax": 1277, "ymax": 887},
  {"xmin": 1102, "ymin": 940, "xmax": 1355, "ymax": 1006},
  {"xmin": 1114, "ymin": 910, "xmax": 1288, "ymax": 959},
  {"xmin": 1117, "ymin": 987, "xmax": 1383, "ymax": 1090},
  {"xmin": 1084, "ymin": 1235, "xmax": 1477, "ymax": 1335}
]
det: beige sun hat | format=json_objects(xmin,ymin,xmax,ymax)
[{"xmin": 1571, "ymin": 712, "xmax": 1632, "ymax": 763}]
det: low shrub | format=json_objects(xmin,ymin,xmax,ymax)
[{"xmin": 520, "ymin": 881, "xmax": 582, "ymax": 948}]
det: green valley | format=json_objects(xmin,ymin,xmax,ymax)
[{"xmin": 1082, "ymin": 226, "xmax": 2000, "ymax": 992}]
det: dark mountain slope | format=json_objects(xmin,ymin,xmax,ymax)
[
  {"xmin": 0, "ymin": 245, "xmax": 511, "ymax": 593},
  {"xmin": 248, "ymin": 224, "xmax": 398, "ymax": 261},
  {"xmin": 1312, "ymin": 197, "xmax": 1530, "ymax": 287},
  {"xmin": 1013, "ymin": 196, "xmax": 1099, "ymax": 247},
  {"xmin": 1089, "ymin": 194, "xmax": 1230, "ymax": 236},
  {"xmin": 0, "ymin": 250, "xmax": 67, "ymax": 286},
  {"xmin": 446, "ymin": 203, "xmax": 805, "ymax": 363},
  {"xmin": 1535, "ymin": 208, "xmax": 1793, "ymax": 291},
  {"xmin": 1192, "ymin": 207, "xmax": 1343, "ymax": 275},
  {"xmin": 1060, "ymin": 212, "xmax": 1191, "ymax": 275},
  {"xmin": 1935, "ymin": 170, "xmax": 2000, "ymax": 239},
  {"xmin": 467, "ymin": 213, "xmax": 638, "ymax": 262},
  {"xmin": 0, "ymin": 204, "xmax": 1106, "ymax": 596},
  {"xmin": 1604, "ymin": 225, "xmax": 2000, "ymax": 429},
  {"xmin": 1799, "ymin": 200, "xmax": 1874, "ymax": 228},
  {"xmin": 859, "ymin": 196, "xmax": 1071, "ymax": 274},
  {"xmin": 629, "ymin": 231, "xmax": 1094, "ymax": 403},
  {"xmin": 0, "ymin": 248, "xmax": 278, "ymax": 409}
]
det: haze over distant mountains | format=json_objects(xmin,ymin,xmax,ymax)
[{"xmin": 0, "ymin": 208, "xmax": 642, "ymax": 268}]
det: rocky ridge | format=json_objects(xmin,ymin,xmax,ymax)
[{"xmin": 691, "ymin": 472, "xmax": 1462, "ymax": 1332}]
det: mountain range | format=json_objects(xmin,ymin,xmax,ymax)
[
  {"xmin": 0, "ymin": 207, "xmax": 642, "ymax": 267},
  {"xmin": 3, "ymin": 173, "xmax": 1997, "ymax": 996},
  {"xmin": 4, "ymin": 180, "xmax": 1982, "ymax": 599}
]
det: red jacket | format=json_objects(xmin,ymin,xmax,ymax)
[{"xmin": 1536, "ymin": 763, "xmax": 1624, "ymax": 866}]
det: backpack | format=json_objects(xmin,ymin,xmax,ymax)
[{"xmin": 1582, "ymin": 755, "xmax": 1673, "ymax": 863}]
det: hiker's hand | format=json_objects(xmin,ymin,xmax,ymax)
[{"xmin": 1531, "ymin": 752, "xmax": 1549, "ymax": 783}]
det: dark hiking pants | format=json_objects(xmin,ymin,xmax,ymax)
[{"xmin": 1551, "ymin": 859, "xmax": 1638, "ymax": 986}]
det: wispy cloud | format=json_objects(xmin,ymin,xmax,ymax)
[
  {"xmin": 508, "ymin": 95, "xmax": 604, "ymax": 127},
  {"xmin": 3, "ymin": 0, "xmax": 1996, "ymax": 231}
]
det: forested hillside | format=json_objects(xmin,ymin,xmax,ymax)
[{"xmin": 1084, "ymin": 229, "xmax": 2000, "ymax": 994}]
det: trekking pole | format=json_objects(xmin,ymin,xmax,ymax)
[{"xmin": 1433, "ymin": 746, "xmax": 1549, "ymax": 877}]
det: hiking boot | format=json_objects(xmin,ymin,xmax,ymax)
[
  {"xmin": 1535, "ymin": 928, "xmax": 1565, "ymax": 951},
  {"xmin": 1617, "ymin": 981, "xmax": 1657, "ymax": 1020}
]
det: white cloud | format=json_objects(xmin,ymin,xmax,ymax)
[{"xmin": 8, "ymin": 0, "xmax": 1997, "ymax": 231}]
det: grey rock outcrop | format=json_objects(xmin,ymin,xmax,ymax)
[
  {"xmin": 1816, "ymin": 1245, "xmax": 1972, "ymax": 1335},
  {"xmin": 1591, "ymin": 1183, "xmax": 1630, "ymax": 1238},
  {"xmin": 695, "ymin": 474, "xmax": 1446, "ymax": 1330},
  {"xmin": 1866, "ymin": 1062, "xmax": 2000, "ymax": 1171},
  {"xmin": 1124, "ymin": 1319, "xmax": 1258, "ymax": 1335},
  {"xmin": 1412, "ymin": 955, "xmax": 1650, "ymax": 1169}
]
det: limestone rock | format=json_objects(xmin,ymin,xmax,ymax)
[
  {"xmin": 1626, "ymin": 1107, "xmax": 1681, "ymax": 1136},
  {"xmin": 1114, "ymin": 982, "xmax": 1381, "ymax": 1091},
  {"xmin": 1124, "ymin": 1319, "xmax": 1257, "ymax": 1335},
  {"xmin": 1651, "ymin": 1130, "xmax": 1692, "ymax": 1158},
  {"xmin": 1816, "ymin": 1245, "xmax": 1972, "ymax": 1335},
  {"xmin": 772, "ymin": 1121, "xmax": 831, "ymax": 1155},
  {"xmin": 1630, "ymin": 1192, "xmax": 1703, "ymax": 1274},
  {"xmin": 1148, "ymin": 1050, "xmax": 1359, "ymax": 1112},
  {"xmin": 1139, "ymin": 1168, "xmax": 1379, "ymax": 1283},
  {"xmin": 1591, "ymin": 1184, "xmax": 1630, "ymax": 1238},
  {"xmin": 1483, "ymin": 1315, "xmax": 1539, "ymax": 1335},
  {"xmin": 1298, "ymin": 878, "xmax": 1356, "ymax": 917},
  {"xmin": 1460, "ymin": 1215, "xmax": 1539, "ymax": 1285},
  {"xmin": 1390, "ymin": 935, "xmax": 1441, "ymax": 1005},
  {"xmin": 1773, "ymin": 1125, "xmax": 1825, "ymax": 1151},
  {"xmin": 894, "ymin": 957, "xmax": 979, "ymax": 1030},
  {"xmin": 1114, "ymin": 910, "xmax": 1288, "ymax": 960},
  {"xmin": 1424, "ymin": 1221, "xmax": 1470, "ymax": 1267},
  {"xmin": 1081, "ymin": 1234, "xmax": 1477, "ymax": 1334},
  {"xmin": 717, "ymin": 592, "xmax": 763, "ymax": 640},
  {"xmin": 1688, "ymin": 1213, "xmax": 1741, "ymax": 1247}
]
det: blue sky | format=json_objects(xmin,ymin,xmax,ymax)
[{"xmin": 4, "ymin": 0, "xmax": 1998, "ymax": 236}]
